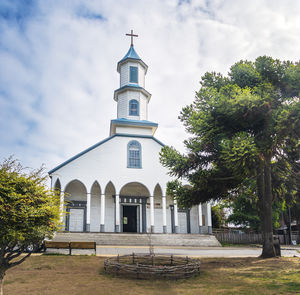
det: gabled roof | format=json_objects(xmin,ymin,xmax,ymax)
[
  {"xmin": 48, "ymin": 133, "xmax": 165, "ymax": 175},
  {"xmin": 117, "ymin": 45, "xmax": 148, "ymax": 73}
]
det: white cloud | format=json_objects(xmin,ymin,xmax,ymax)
[{"xmin": 1, "ymin": 0, "xmax": 300, "ymax": 172}]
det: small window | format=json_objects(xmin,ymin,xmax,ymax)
[
  {"xmin": 127, "ymin": 140, "xmax": 141, "ymax": 168},
  {"xmin": 129, "ymin": 99, "xmax": 139, "ymax": 116},
  {"xmin": 130, "ymin": 66, "xmax": 138, "ymax": 83}
]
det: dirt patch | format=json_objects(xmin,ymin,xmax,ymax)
[{"xmin": 4, "ymin": 256, "xmax": 300, "ymax": 295}]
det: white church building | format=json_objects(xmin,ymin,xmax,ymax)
[{"xmin": 49, "ymin": 32, "xmax": 212, "ymax": 235}]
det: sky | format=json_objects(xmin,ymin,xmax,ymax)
[{"xmin": 1, "ymin": 0, "xmax": 300, "ymax": 173}]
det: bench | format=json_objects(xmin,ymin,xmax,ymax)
[{"xmin": 44, "ymin": 241, "xmax": 96, "ymax": 255}]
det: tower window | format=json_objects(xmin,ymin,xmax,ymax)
[
  {"xmin": 130, "ymin": 66, "xmax": 138, "ymax": 83},
  {"xmin": 127, "ymin": 140, "xmax": 142, "ymax": 168},
  {"xmin": 129, "ymin": 99, "xmax": 139, "ymax": 116}
]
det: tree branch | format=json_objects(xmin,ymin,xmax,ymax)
[
  {"xmin": 8, "ymin": 252, "xmax": 31, "ymax": 269},
  {"xmin": 6, "ymin": 251, "xmax": 23, "ymax": 262}
]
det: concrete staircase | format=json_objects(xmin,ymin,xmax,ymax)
[{"xmin": 51, "ymin": 232, "xmax": 221, "ymax": 247}]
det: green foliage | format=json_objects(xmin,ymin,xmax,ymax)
[
  {"xmin": 225, "ymin": 180, "xmax": 261, "ymax": 231},
  {"xmin": 211, "ymin": 203, "xmax": 226, "ymax": 228},
  {"xmin": 160, "ymin": 56, "xmax": 299, "ymax": 204},
  {"xmin": 224, "ymin": 180, "xmax": 284, "ymax": 231},
  {"xmin": 229, "ymin": 60, "xmax": 261, "ymax": 88},
  {"xmin": 200, "ymin": 72, "xmax": 230, "ymax": 91},
  {"xmin": 0, "ymin": 157, "xmax": 61, "ymax": 279},
  {"xmin": 160, "ymin": 56, "xmax": 300, "ymax": 257}
]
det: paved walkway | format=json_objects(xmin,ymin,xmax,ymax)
[{"xmin": 46, "ymin": 245, "xmax": 300, "ymax": 257}]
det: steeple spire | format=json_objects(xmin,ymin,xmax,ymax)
[
  {"xmin": 110, "ymin": 32, "xmax": 157, "ymax": 137},
  {"xmin": 126, "ymin": 29, "xmax": 138, "ymax": 46}
]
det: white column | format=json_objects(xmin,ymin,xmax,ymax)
[
  {"xmin": 100, "ymin": 194, "xmax": 105, "ymax": 232},
  {"xmin": 115, "ymin": 194, "xmax": 120, "ymax": 232},
  {"xmin": 174, "ymin": 199, "xmax": 179, "ymax": 233},
  {"xmin": 59, "ymin": 191, "xmax": 64, "ymax": 224},
  {"xmin": 162, "ymin": 196, "xmax": 167, "ymax": 233},
  {"xmin": 86, "ymin": 193, "xmax": 91, "ymax": 232},
  {"xmin": 207, "ymin": 202, "xmax": 212, "ymax": 234},
  {"xmin": 198, "ymin": 203, "xmax": 203, "ymax": 234},
  {"xmin": 150, "ymin": 195, "xmax": 155, "ymax": 233}
]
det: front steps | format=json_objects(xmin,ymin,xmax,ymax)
[{"xmin": 51, "ymin": 232, "xmax": 221, "ymax": 247}]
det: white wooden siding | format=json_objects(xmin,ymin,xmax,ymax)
[
  {"xmin": 117, "ymin": 92, "xmax": 128, "ymax": 118},
  {"xmin": 90, "ymin": 195, "xmax": 101, "ymax": 232},
  {"xmin": 120, "ymin": 63, "xmax": 129, "ymax": 87},
  {"xmin": 115, "ymin": 126, "xmax": 152, "ymax": 135},
  {"xmin": 139, "ymin": 92, "xmax": 147, "ymax": 120},
  {"xmin": 190, "ymin": 206, "xmax": 199, "ymax": 234},
  {"xmin": 138, "ymin": 64, "xmax": 145, "ymax": 87}
]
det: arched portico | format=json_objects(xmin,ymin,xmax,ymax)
[
  {"xmin": 54, "ymin": 178, "xmax": 211, "ymax": 235},
  {"xmin": 64, "ymin": 180, "xmax": 88, "ymax": 232}
]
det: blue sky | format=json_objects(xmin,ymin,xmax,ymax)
[{"xmin": 1, "ymin": 0, "xmax": 300, "ymax": 173}]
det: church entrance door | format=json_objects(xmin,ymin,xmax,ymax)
[
  {"xmin": 69, "ymin": 208, "xmax": 84, "ymax": 232},
  {"xmin": 122, "ymin": 205, "xmax": 138, "ymax": 232}
]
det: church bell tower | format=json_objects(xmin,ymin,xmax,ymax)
[{"xmin": 110, "ymin": 30, "xmax": 158, "ymax": 136}]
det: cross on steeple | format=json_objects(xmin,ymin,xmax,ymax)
[{"xmin": 126, "ymin": 30, "xmax": 138, "ymax": 46}]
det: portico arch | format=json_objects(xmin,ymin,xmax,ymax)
[
  {"xmin": 119, "ymin": 182, "xmax": 150, "ymax": 233},
  {"xmin": 64, "ymin": 179, "xmax": 87, "ymax": 200},
  {"xmin": 91, "ymin": 181, "xmax": 101, "ymax": 195},
  {"xmin": 119, "ymin": 182, "xmax": 150, "ymax": 197},
  {"xmin": 105, "ymin": 181, "xmax": 116, "ymax": 196},
  {"xmin": 64, "ymin": 180, "xmax": 87, "ymax": 232}
]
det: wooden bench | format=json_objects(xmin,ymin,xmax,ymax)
[{"xmin": 44, "ymin": 241, "xmax": 96, "ymax": 255}]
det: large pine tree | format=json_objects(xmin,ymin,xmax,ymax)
[{"xmin": 160, "ymin": 56, "xmax": 300, "ymax": 258}]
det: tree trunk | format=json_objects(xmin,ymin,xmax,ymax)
[
  {"xmin": 0, "ymin": 269, "xmax": 5, "ymax": 295},
  {"xmin": 256, "ymin": 163, "xmax": 265, "ymax": 233},
  {"xmin": 261, "ymin": 155, "xmax": 276, "ymax": 258}
]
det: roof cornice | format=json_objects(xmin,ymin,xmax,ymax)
[{"xmin": 114, "ymin": 84, "xmax": 151, "ymax": 102}]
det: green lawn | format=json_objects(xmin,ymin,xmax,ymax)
[{"xmin": 4, "ymin": 255, "xmax": 300, "ymax": 295}]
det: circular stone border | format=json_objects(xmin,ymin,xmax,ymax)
[{"xmin": 104, "ymin": 253, "xmax": 201, "ymax": 280}]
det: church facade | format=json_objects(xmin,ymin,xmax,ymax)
[{"xmin": 49, "ymin": 35, "xmax": 212, "ymax": 235}]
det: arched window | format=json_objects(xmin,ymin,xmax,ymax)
[
  {"xmin": 129, "ymin": 99, "xmax": 139, "ymax": 116},
  {"xmin": 127, "ymin": 140, "xmax": 142, "ymax": 168}
]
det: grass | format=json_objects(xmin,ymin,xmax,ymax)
[{"xmin": 4, "ymin": 256, "xmax": 300, "ymax": 295}]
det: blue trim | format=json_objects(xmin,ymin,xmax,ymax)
[
  {"xmin": 127, "ymin": 140, "xmax": 142, "ymax": 168},
  {"xmin": 114, "ymin": 84, "xmax": 151, "ymax": 101},
  {"xmin": 48, "ymin": 134, "xmax": 165, "ymax": 174},
  {"xmin": 129, "ymin": 99, "xmax": 139, "ymax": 116},
  {"xmin": 111, "ymin": 118, "xmax": 158, "ymax": 127},
  {"xmin": 115, "ymin": 84, "xmax": 143, "ymax": 91},
  {"xmin": 117, "ymin": 46, "xmax": 148, "ymax": 73},
  {"xmin": 120, "ymin": 45, "xmax": 141, "ymax": 61}
]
